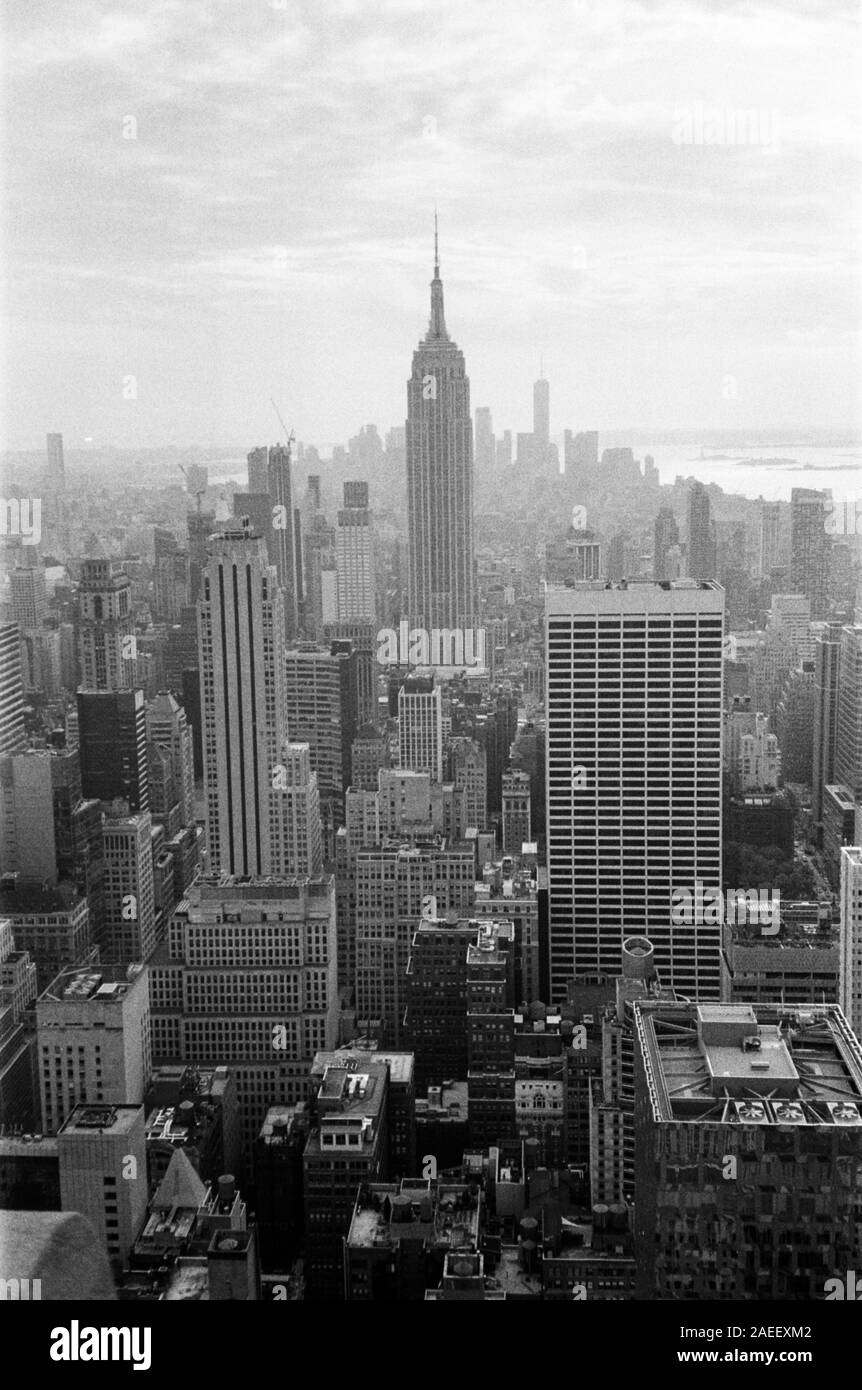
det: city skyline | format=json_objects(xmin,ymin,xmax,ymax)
[
  {"xmin": 3, "ymin": 0, "xmax": 860, "ymax": 451},
  {"xmin": 2, "ymin": 0, "xmax": 862, "ymax": 1323}
]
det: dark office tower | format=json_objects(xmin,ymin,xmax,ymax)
[
  {"xmin": 404, "ymin": 916, "xmax": 482, "ymax": 1087},
  {"xmin": 483, "ymin": 692, "xmax": 518, "ymax": 816},
  {"xmin": 77, "ymin": 558, "xmax": 136, "ymax": 690},
  {"xmin": 653, "ymin": 507, "xmax": 680, "ymax": 581},
  {"xmin": 834, "ymin": 617, "xmax": 862, "ymax": 798},
  {"xmin": 685, "ymin": 482, "xmax": 717, "ymax": 581},
  {"xmin": 813, "ymin": 627, "xmax": 843, "ymax": 835},
  {"xmin": 634, "ymin": 1001, "xmax": 862, "ymax": 1300},
  {"xmin": 267, "ymin": 444, "xmax": 300, "ymax": 639},
  {"xmin": 474, "ymin": 407, "xmax": 494, "ymax": 475},
  {"xmin": 533, "ymin": 375, "xmax": 550, "ymax": 462},
  {"xmin": 406, "ymin": 223, "xmax": 476, "ymax": 629},
  {"xmin": 197, "ymin": 521, "xmax": 288, "ymax": 876},
  {"xmin": 187, "ymin": 509, "xmax": 216, "ymax": 605},
  {"xmin": 0, "ymin": 623, "xmax": 26, "ymax": 757},
  {"xmin": 322, "ymin": 620, "xmax": 377, "ymax": 728},
  {"xmin": 545, "ymin": 580, "xmax": 725, "ymax": 1005},
  {"xmin": 77, "ymin": 688, "xmax": 148, "ymax": 813},
  {"xmin": 303, "ymin": 1058, "xmax": 390, "ymax": 1300},
  {"xmin": 791, "ymin": 487, "xmax": 832, "ymax": 620}
]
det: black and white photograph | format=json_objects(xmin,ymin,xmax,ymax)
[{"xmin": 0, "ymin": 0, "xmax": 861, "ymax": 1361}]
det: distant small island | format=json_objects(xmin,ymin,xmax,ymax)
[{"xmin": 736, "ymin": 457, "xmax": 798, "ymax": 467}]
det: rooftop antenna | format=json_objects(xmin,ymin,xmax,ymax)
[{"xmin": 434, "ymin": 207, "xmax": 439, "ymax": 278}]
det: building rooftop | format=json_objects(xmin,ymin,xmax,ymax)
[
  {"xmin": 636, "ymin": 1002, "xmax": 862, "ymax": 1124},
  {"xmin": 0, "ymin": 880, "xmax": 85, "ymax": 914},
  {"xmin": 59, "ymin": 1104, "xmax": 144, "ymax": 1137},
  {"xmin": 348, "ymin": 1179, "xmax": 479, "ymax": 1251},
  {"xmin": 0, "ymin": 1133, "xmax": 58, "ymax": 1158},
  {"xmin": 312, "ymin": 1048, "xmax": 414, "ymax": 1085}
]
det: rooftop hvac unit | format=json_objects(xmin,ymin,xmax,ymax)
[
  {"xmin": 828, "ymin": 1102, "xmax": 862, "ymax": 1125},
  {"xmin": 734, "ymin": 1101, "xmax": 767, "ymax": 1122},
  {"xmin": 772, "ymin": 1103, "xmax": 806, "ymax": 1124}
]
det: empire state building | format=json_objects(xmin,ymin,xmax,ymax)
[{"xmin": 406, "ymin": 223, "xmax": 476, "ymax": 630}]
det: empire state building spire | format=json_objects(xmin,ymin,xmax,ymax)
[
  {"xmin": 406, "ymin": 217, "xmax": 476, "ymax": 630},
  {"xmin": 426, "ymin": 210, "xmax": 449, "ymax": 341}
]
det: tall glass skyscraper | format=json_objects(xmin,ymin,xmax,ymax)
[
  {"xmin": 406, "ymin": 222, "xmax": 476, "ymax": 629},
  {"xmin": 545, "ymin": 579, "xmax": 725, "ymax": 1003},
  {"xmin": 197, "ymin": 520, "xmax": 287, "ymax": 876}
]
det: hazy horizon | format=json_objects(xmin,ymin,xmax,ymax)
[{"xmin": 3, "ymin": 0, "xmax": 860, "ymax": 452}]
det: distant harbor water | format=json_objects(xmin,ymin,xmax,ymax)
[{"xmin": 209, "ymin": 443, "xmax": 860, "ymax": 505}]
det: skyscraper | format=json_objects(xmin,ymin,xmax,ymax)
[
  {"xmin": 473, "ymin": 406, "xmax": 494, "ymax": 474},
  {"xmin": 633, "ymin": 1000, "xmax": 862, "ymax": 1300},
  {"xmin": 398, "ymin": 674, "xmax": 443, "ymax": 782},
  {"xmin": 834, "ymin": 618, "xmax": 862, "ymax": 799},
  {"xmin": 46, "ymin": 432, "xmax": 65, "ymax": 493},
  {"xmin": 653, "ymin": 507, "xmax": 680, "ymax": 582},
  {"xmin": 685, "ymin": 482, "xmax": 717, "ymax": 581},
  {"xmin": 813, "ymin": 627, "xmax": 843, "ymax": 833},
  {"xmin": 501, "ymin": 769, "xmax": 531, "ymax": 855},
  {"xmin": 791, "ymin": 487, "xmax": 832, "ymax": 620},
  {"xmin": 145, "ymin": 690, "xmax": 195, "ymax": 831},
  {"xmin": 285, "ymin": 642, "xmax": 359, "ymax": 814},
  {"xmin": 77, "ymin": 558, "xmax": 136, "ymax": 690},
  {"xmin": 77, "ymin": 688, "xmax": 148, "ymax": 813},
  {"xmin": 335, "ymin": 480, "xmax": 375, "ymax": 622},
  {"xmin": 101, "ymin": 813, "xmax": 157, "ymax": 963},
  {"xmin": 839, "ymin": 845, "xmax": 862, "ymax": 1041},
  {"xmin": 266, "ymin": 443, "xmax": 300, "ymax": 640},
  {"xmin": 57, "ymin": 1104, "xmax": 149, "ymax": 1273},
  {"xmin": 37, "ymin": 962, "xmax": 151, "ymax": 1135},
  {"xmin": 10, "ymin": 560, "xmax": 47, "ymax": 629},
  {"xmin": 197, "ymin": 521, "xmax": 288, "ymax": 876},
  {"xmin": 0, "ymin": 623, "xmax": 26, "ymax": 757},
  {"xmin": 533, "ymin": 374, "xmax": 550, "ymax": 462},
  {"xmin": 355, "ymin": 838, "xmax": 475, "ymax": 1045},
  {"xmin": 274, "ymin": 742, "xmax": 323, "ymax": 876},
  {"xmin": 758, "ymin": 499, "xmax": 783, "ymax": 578},
  {"xmin": 406, "ymin": 221, "xmax": 476, "ymax": 629},
  {"xmin": 150, "ymin": 875, "xmax": 338, "ymax": 1162},
  {"xmin": 545, "ymin": 580, "xmax": 724, "ymax": 1003}
]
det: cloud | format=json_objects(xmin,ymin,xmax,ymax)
[{"xmin": 2, "ymin": 0, "xmax": 859, "ymax": 445}]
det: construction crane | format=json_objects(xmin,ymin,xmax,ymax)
[
  {"xmin": 177, "ymin": 463, "xmax": 206, "ymax": 515},
  {"xmin": 270, "ymin": 398, "xmax": 295, "ymax": 460}
]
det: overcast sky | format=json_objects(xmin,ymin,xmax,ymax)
[{"xmin": 2, "ymin": 0, "xmax": 860, "ymax": 452}]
